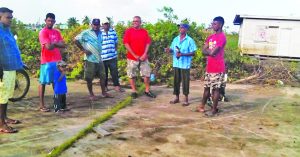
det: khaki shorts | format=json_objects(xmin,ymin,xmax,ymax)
[
  {"xmin": 204, "ymin": 72, "xmax": 225, "ymax": 89},
  {"xmin": 0, "ymin": 71, "xmax": 16, "ymax": 104},
  {"xmin": 84, "ymin": 61, "xmax": 105, "ymax": 81},
  {"xmin": 127, "ymin": 59, "xmax": 151, "ymax": 78}
]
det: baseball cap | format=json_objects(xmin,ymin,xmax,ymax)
[
  {"xmin": 92, "ymin": 18, "xmax": 100, "ymax": 25},
  {"xmin": 57, "ymin": 60, "xmax": 67, "ymax": 67},
  {"xmin": 102, "ymin": 18, "xmax": 110, "ymax": 24},
  {"xmin": 179, "ymin": 23, "xmax": 189, "ymax": 29}
]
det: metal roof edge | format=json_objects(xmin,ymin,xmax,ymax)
[
  {"xmin": 233, "ymin": 14, "xmax": 300, "ymax": 25},
  {"xmin": 238, "ymin": 14, "xmax": 300, "ymax": 21}
]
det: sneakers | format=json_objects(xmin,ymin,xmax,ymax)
[
  {"xmin": 144, "ymin": 91, "xmax": 156, "ymax": 98},
  {"xmin": 131, "ymin": 91, "xmax": 156, "ymax": 99},
  {"xmin": 131, "ymin": 92, "xmax": 138, "ymax": 99}
]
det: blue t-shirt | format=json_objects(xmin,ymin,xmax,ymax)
[
  {"xmin": 53, "ymin": 70, "xmax": 67, "ymax": 94},
  {"xmin": 0, "ymin": 23, "xmax": 23, "ymax": 70}
]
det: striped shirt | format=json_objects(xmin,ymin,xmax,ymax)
[
  {"xmin": 170, "ymin": 34, "xmax": 197, "ymax": 69},
  {"xmin": 0, "ymin": 23, "xmax": 23, "ymax": 71},
  {"xmin": 101, "ymin": 28, "xmax": 118, "ymax": 61},
  {"xmin": 75, "ymin": 29, "xmax": 102, "ymax": 63}
]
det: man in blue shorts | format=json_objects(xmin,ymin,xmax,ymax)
[{"xmin": 38, "ymin": 13, "xmax": 66, "ymax": 112}]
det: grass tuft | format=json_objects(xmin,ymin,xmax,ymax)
[{"xmin": 47, "ymin": 85, "xmax": 145, "ymax": 157}]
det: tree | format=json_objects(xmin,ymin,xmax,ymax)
[
  {"xmin": 67, "ymin": 17, "xmax": 79, "ymax": 28},
  {"xmin": 158, "ymin": 6, "xmax": 178, "ymax": 22},
  {"xmin": 82, "ymin": 16, "xmax": 90, "ymax": 25}
]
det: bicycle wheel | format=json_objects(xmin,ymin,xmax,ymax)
[{"xmin": 9, "ymin": 69, "xmax": 30, "ymax": 102}]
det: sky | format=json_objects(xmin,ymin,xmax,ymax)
[{"xmin": 1, "ymin": 0, "xmax": 300, "ymax": 32}]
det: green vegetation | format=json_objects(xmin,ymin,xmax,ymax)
[
  {"xmin": 46, "ymin": 84, "xmax": 145, "ymax": 157},
  {"xmin": 12, "ymin": 6, "xmax": 258, "ymax": 84}
]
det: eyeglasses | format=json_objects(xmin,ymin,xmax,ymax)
[{"xmin": 133, "ymin": 20, "xmax": 140, "ymax": 22}]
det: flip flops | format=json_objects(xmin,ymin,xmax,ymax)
[
  {"xmin": 102, "ymin": 93, "xmax": 114, "ymax": 98},
  {"xmin": 115, "ymin": 87, "xmax": 125, "ymax": 92},
  {"xmin": 205, "ymin": 109, "xmax": 221, "ymax": 117},
  {"xmin": 169, "ymin": 99, "xmax": 180, "ymax": 104},
  {"xmin": 182, "ymin": 102, "xmax": 190, "ymax": 106},
  {"xmin": 191, "ymin": 106, "xmax": 205, "ymax": 112},
  {"xmin": 5, "ymin": 119, "xmax": 21, "ymax": 124},
  {"xmin": 39, "ymin": 107, "xmax": 50, "ymax": 112},
  {"xmin": 0, "ymin": 126, "xmax": 18, "ymax": 134}
]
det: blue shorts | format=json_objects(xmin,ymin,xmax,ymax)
[{"xmin": 39, "ymin": 62, "xmax": 58, "ymax": 85}]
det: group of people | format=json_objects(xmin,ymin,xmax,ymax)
[{"xmin": 0, "ymin": 6, "xmax": 227, "ymax": 134}]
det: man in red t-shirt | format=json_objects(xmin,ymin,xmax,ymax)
[
  {"xmin": 38, "ymin": 13, "xmax": 66, "ymax": 112},
  {"xmin": 197, "ymin": 16, "xmax": 226, "ymax": 116},
  {"xmin": 123, "ymin": 16, "xmax": 156, "ymax": 99}
]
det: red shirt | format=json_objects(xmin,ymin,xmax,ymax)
[
  {"xmin": 39, "ymin": 27, "xmax": 63, "ymax": 64},
  {"xmin": 123, "ymin": 27, "xmax": 151, "ymax": 61},
  {"xmin": 205, "ymin": 32, "xmax": 226, "ymax": 73}
]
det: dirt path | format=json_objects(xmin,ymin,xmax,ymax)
[
  {"xmin": 0, "ymin": 80, "xmax": 299, "ymax": 157},
  {"xmin": 0, "ymin": 79, "xmax": 129, "ymax": 157},
  {"xmin": 59, "ymin": 81, "xmax": 299, "ymax": 157}
]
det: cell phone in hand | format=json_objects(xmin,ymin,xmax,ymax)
[{"xmin": 176, "ymin": 46, "xmax": 180, "ymax": 59}]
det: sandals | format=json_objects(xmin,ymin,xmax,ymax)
[
  {"xmin": 5, "ymin": 118, "xmax": 21, "ymax": 124},
  {"xmin": 191, "ymin": 106, "xmax": 205, "ymax": 112},
  {"xmin": 169, "ymin": 99, "xmax": 180, "ymax": 104},
  {"xmin": 115, "ymin": 87, "xmax": 125, "ymax": 92},
  {"xmin": 205, "ymin": 109, "xmax": 221, "ymax": 117},
  {"xmin": 0, "ymin": 125, "xmax": 18, "ymax": 134},
  {"xmin": 39, "ymin": 107, "xmax": 50, "ymax": 112},
  {"xmin": 89, "ymin": 96, "xmax": 98, "ymax": 101},
  {"xmin": 182, "ymin": 102, "xmax": 190, "ymax": 106},
  {"xmin": 102, "ymin": 93, "xmax": 114, "ymax": 98}
]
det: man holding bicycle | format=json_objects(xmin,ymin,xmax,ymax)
[{"xmin": 0, "ymin": 7, "xmax": 24, "ymax": 133}]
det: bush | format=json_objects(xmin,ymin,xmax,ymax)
[{"xmin": 12, "ymin": 15, "xmax": 258, "ymax": 84}]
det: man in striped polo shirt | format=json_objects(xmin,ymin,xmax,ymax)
[{"xmin": 101, "ymin": 18, "xmax": 124, "ymax": 92}]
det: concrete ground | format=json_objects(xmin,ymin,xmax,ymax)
[{"xmin": 0, "ymin": 80, "xmax": 300, "ymax": 157}]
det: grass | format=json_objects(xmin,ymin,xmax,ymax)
[{"xmin": 46, "ymin": 84, "xmax": 145, "ymax": 157}]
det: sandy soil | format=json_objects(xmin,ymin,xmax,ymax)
[{"xmin": 58, "ymin": 81, "xmax": 300, "ymax": 157}]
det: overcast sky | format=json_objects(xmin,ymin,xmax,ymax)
[{"xmin": 1, "ymin": 0, "xmax": 300, "ymax": 32}]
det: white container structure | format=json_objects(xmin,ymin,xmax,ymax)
[{"xmin": 234, "ymin": 14, "xmax": 300, "ymax": 59}]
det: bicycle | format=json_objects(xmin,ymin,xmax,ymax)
[{"xmin": 0, "ymin": 65, "xmax": 30, "ymax": 102}]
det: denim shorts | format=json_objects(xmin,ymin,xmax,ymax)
[{"xmin": 39, "ymin": 62, "xmax": 58, "ymax": 85}]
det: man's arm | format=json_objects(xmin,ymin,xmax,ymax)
[
  {"xmin": 140, "ymin": 43, "xmax": 150, "ymax": 61},
  {"xmin": 58, "ymin": 71, "xmax": 66, "ymax": 81},
  {"xmin": 44, "ymin": 41, "xmax": 66, "ymax": 50},
  {"xmin": 53, "ymin": 41, "xmax": 66, "ymax": 48},
  {"xmin": 74, "ymin": 40, "xmax": 92, "ymax": 56},
  {"xmin": 124, "ymin": 43, "xmax": 139, "ymax": 60},
  {"xmin": 202, "ymin": 42, "xmax": 222, "ymax": 57},
  {"xmin": 179, "ymin": 51, "xmax": 195, "ymax": 57}
]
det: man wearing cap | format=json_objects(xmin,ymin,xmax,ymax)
[
  {"xmin": 75, "ymin": 18, "xmax": 113, "ymax": 100},
  {"xmin": 38, "ymin": 13, "xmax": 66, "ymax": 112},
  {"xmin": 123, "ymin": 16, "xmax": 156, "ymax": 99},
  {"xmin": 101, "ymin": 18, "xmax": 124, "ymax": 92},
  {"xmin": 0, "ymin": 7, "xmax": 24, "ymax": 133},
  {"xmin": 198, "ymin": 16, "xmax": 227, "ymax": 117},
  {"xmin": 165, "ymin": 23, "xmax": 197, "ymax": 106}
]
